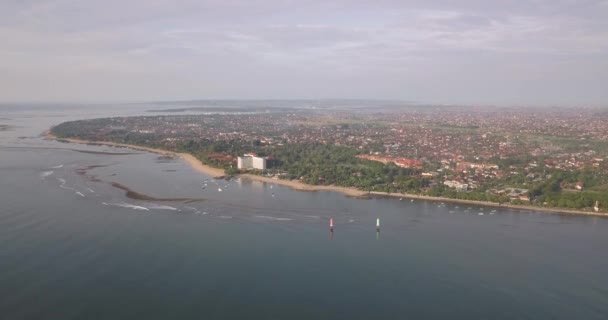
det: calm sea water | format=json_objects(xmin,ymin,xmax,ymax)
[{"xmin": 1, "ymin": 105, "xmax": 608, "ymax": 319}]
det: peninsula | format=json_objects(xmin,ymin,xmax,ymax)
[{"xmin": 49, "ymin": 105, "xmax": 608, "ymax": 216}]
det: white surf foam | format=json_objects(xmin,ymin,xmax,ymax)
[
  {"xmin": 40, "ymin": 171, "xmax": 54, "ymax": 179},
  {"xmin": 86, "ymin": 188, "xmax": 95, "ymax": 193},
  {"xmin": 75, "ymin": 191, "xmax": 85, "ymax": 197},
  {"xmin": 51, "ymin": 164, "xmax": 63, "ymax": 169},
  {"xmin": 59, "ymin": 184, "xmax": 75, "ymax": 191},
  {"xmin": 148, "ymin": 205, "xmax": 179, "ymax": 211},
  {"xmin": 254, "ymin": 215, "xmax": 293, "ymax": 221},
  {"xmin": 111, "ymin": 203, "xmax": 150, "ymax": 211}
]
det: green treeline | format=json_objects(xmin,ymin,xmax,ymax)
[{"xmin": 51, "ymin": 119, "xmax": 608, "ymax": 211}]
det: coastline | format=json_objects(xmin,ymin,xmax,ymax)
[
  {"xmin": 239, "ymin": 174, "xmax": 368, "ymax": 197},
  {"xmin": 46, "ymin": 133, "xmax": 226, "ymax": 177},
  {"xmin": 45, "ymin": 132, "xmax": 607, "ymax": 218},
  {"xmin": 368, "ymin": 192, "xmax": 607, "ymax": 217}
]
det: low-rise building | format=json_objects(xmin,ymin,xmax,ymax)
[{"xmin": 444, "ymin": 180, "xmax": 468, "ymax": 192}]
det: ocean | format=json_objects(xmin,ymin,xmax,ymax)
[{"xmin": 1, "ymin": 105, "xmax": 607, "ymax": 319}]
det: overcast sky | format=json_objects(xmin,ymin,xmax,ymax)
[{"xmin": 1, "ymin": 0, "xmax": 607, "ymax": 105}]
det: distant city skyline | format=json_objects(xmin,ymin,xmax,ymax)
[{"xmin": 1, "ymin": 0, "xmax": 607, "ymax": 106}]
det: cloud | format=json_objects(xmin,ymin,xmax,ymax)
[{"xmin": 0, "ymin": 0, "xmax": 607, "ymax": 105}]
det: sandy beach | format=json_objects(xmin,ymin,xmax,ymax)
[
  {"xmin": 45, "ymin": 133, "xmax": 226, "ymax": 177},
  {"xmin": 240, "ymin": 174, "xmax": 368, "ymax": 197},
  {"xmin": 46, "ymin": 133, "xmax": 607, "ymax": 218}
]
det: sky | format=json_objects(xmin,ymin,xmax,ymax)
[{"xmin": 1, "ymin": 0, "xmax": 607, "ymax": 106}]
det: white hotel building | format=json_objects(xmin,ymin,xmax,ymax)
[{"xmin": 237, "ymin": 153, "xmax": 267, "ymax": 170}]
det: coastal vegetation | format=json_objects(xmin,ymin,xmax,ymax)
[{"xmin": 50, "ymin": 108, "xmax": 608, "ymax": 213}]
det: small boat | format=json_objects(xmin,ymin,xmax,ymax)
[
  {"xmin": 329, "ymin": 218, "xmax": 334, "ymax": 231},
  {"xmin": 376, "ymin": 218, "xmax": 380, "ymax": 231},
  {"xmin": 218, "ymin": 188, "xmax": 223, "ymax": 192}
]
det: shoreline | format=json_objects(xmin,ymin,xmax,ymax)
[
  {"xmin": 45, "ymin": 133, "xmax": 226, "ymax": 177},
  {"xmin": 45, "ymin": 132, "xmax": 607, "ymax": 218}
]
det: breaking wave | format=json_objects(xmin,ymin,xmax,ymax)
[
  {"xmin": 147, "ymin": 205, "xmax": 180, "ymax": 211},
  {"xmin": 59, "ymin": 185, "xmax": 75, "ymax": 191},
  {"xmin": 110, "ymin": 203, "xmax": 150, "ymax": 211},
  {"xmin": 254, "ymin": 215, "xmax": 293, "ymax": 221},
  {"xmin": 40, "ymin": 171, "xmax": 54, "ymax": 179}
]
